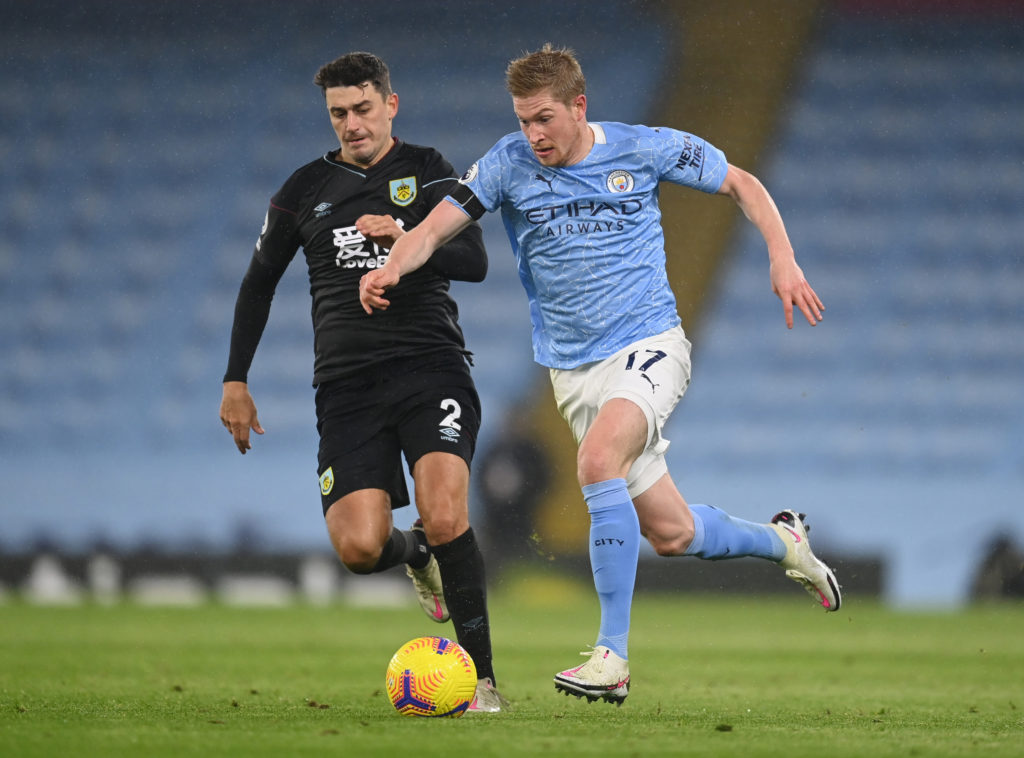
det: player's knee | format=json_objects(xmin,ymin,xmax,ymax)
[
  {"xmin": 418, "ymin": 509, "xmax": 467, "ymax": 546},
  {"xmin": 336, "ymin": 538, "xmax": 382, "ymax": 574},
  {"xmin": 576, "ymin": 444, "xmax": 622, "ymax": 486}
]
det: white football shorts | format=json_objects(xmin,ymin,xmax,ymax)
[{"xmin": 549, "ymin": 324, "xmax": 692, "ymax": 499}]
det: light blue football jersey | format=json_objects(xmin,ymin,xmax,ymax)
[{"xmin": 450, "ymin": 121, "xmax": 728, "ymax": 369}]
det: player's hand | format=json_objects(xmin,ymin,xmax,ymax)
[
  {"xmin": 219, "ymin": 381, "xmax": 264, "ymax": 454},
  {"xmin": 770, "ymin": 257, "xmax": 824, "ymax": 328},
  {"xmin": 355, "ymin": 214, "xmax": 404, "ymax": 249},
  {"xmin": 359, "ymin": 266, "xmax": 400, "ymax": 314}
]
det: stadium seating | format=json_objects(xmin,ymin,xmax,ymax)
[
  {"xmin": 667, "ymin": 14, "xmax": 1023, "ymax": 474},
  {"xmin": 2, "ymin": 4, "xmax": 1021, "ymax": 606},
  {"xmin": 662, "ymin": 12, "xmax": 1024, "ymax": 604},
  {"xmin": 0, "ymin": 0, "xmax": 669, "ymax": 549}
]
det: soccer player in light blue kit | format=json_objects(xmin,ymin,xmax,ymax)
[{"xmin": 361, "ymin": 44, "xmax": 840, "ymax": 706}]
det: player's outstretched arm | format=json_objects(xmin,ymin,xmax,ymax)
[
  {"xmin": 717, "ymin": 164, "xmax": 824, "ymax": 328},
  {"xmin": 360, "ymin": 200, "xmax": 473, "ymax": 313},
  {"xmin": 219, "ymin": 381, "xmax": 264, "ymax": 454}
]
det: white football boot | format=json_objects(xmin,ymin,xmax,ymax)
[
  {"xmin": 405, "ymin": 521, "xmax": 449, "ymax": 623},
  {"xmin": 467, "ymin": 677, "xmax": 510, "ymax": 713},
  {"xmin": 554, "ymin": 645, "xmax": 630, "ymax": 705},
  {"xmin": 770, "ymin": 509, "xmax": 842, "ymax": 612}
]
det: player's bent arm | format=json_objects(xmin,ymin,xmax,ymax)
[
  {"xmin": 388, "ymin": 199, "xmax": 474, "ymax": 277},
  {"xmin": 717, "ymin": 163, "xmax": 824, "ymax": 328},
  {"xmin": 360, "ymin": 199, "xmax": 474, "ymax": 312},
  {"xmin": 717, "ymin": 164, "xmax": 794, "ymax": 265},
  {"xmin": 428, "ymin": 221, "xmax": 488, "ymax": 283},
  {"xmin": 353, "ymin": 212, "xmax": 486, "ymax": 282}
]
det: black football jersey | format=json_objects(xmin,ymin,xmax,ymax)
[{"xmin": 234, "ymin": 138, "xmax": 486, "ymax": 385}]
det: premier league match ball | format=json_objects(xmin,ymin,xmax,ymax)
[{"xmin": 385, "ymin": 636, "xmax": 477, "ymax": 717}]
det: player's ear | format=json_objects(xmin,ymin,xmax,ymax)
[
  {"xmin": 572, "ymin": 94, "xmax": 587, "ymax": 120},
  {"xmin": 387, "ymin": 92, "xmax": 399, "ymax": 120}
]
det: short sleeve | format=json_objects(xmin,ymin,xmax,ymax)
[{"xmin": 656, "ymin": 128, "xmax": 728, "ymax": 194}]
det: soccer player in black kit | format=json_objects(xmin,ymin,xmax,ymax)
[{"xmin": 219, "ymin": 52, "xmax": 506, "ymax": 712}]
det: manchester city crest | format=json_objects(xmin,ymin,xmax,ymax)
[
  {"xmin": 607, "ymin": 169, "xmax": 634, "ymax": 193},
  {"xmin": 389, "ymin": 177, "xmax": 417, "ymax": 206}
]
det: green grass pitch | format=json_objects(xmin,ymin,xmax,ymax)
[{"xmin": 2, "ymin": 576, "xmax": 1022, "ymax": 758}]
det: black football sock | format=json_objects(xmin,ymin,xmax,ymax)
[
  {"xmin": 371, "ymin": 528, "xmax": 430, "ymax": 573},
  {"xmin": 431, "ymin": 527, "xmax": 496, "ymax": 684}
]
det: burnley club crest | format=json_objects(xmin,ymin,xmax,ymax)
[{"xmin": 389, "ymin": 177, "xmax": 417, "ymax": 207}]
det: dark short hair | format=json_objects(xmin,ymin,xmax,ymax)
[{"xmin": 313, "ymin": 52, "xmax": 392, "ymax": 97}]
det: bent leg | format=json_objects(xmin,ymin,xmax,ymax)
[
  {"xmin": 633, "ymin": 473, "xmax": 839, "ymax": 610},
  {"xmin": 325, "ymin": 488, "xmax": 406, "ymax": 573},
  {"xmin": 633, "ymin": 472, "xmax": 785, "ymax": 562},
  {"xmin": 685, "ymin": 503, "xmax": 786, "ymax": 561},
  {"xmin": 632, "ymin": 473, "xmax": 695, "ymax": 556}
]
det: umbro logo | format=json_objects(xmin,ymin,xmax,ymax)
[
  {"xmin": 440, "ymin": 427, "xmax": 460, "ymax": 442},
  {"xmin": 314, "ymin": 202, "xmax": 333, "ymax": 218}
]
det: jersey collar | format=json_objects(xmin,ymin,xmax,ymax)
[{"xmin": 324, "ymin": 137, "xmax": 403, "ymax": 175}]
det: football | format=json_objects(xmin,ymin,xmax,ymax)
[{"xmin": 385, "ymin": 636, "xmax": 477, "ymax": 717}]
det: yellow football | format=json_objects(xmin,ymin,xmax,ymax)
[{"xmin": 385, "ymin": 636, "xmax": 477, "ymax": 717}]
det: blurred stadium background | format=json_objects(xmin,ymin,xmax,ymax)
[{"xmin": 1, "ymin": 0, "xmax": 1021, "ymax": 608}]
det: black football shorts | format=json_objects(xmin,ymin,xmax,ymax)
[{"xmin": 314, "ymin": 350, "xmax": 481, "ymax": 514}]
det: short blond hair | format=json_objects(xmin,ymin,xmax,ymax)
[{"xmin": 505, "ymin": 43, "xmax": 586, "ymax": 105}]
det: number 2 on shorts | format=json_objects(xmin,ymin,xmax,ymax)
[{"xmin": 439, "ymin": 398, "xmax": 462, "ymax": 430}]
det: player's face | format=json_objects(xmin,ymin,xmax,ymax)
[
  {"xmin": 325, "ymin": 84, "xmax": 398, "ymax": 168},
  {"xmin": 513, "ymin": 90, "xmax": 591, "ymax": 167}
]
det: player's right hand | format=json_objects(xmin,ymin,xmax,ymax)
[
  {"xmin": 359, "ymin": 267, "xmax": 400, "ymax": 314},
  {"xmin": 354, "ymin": 213, "xmax": 404, "ymax": 249},
  {"xmin": 219, "ymin": 381, "xmax": 264, "ymax": 454}
]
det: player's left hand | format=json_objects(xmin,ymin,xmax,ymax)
[
  {"xmin": 770, "ymin": 257, "xmax": 824, "ymax": 328},
  {"xmin": 355, "ymin": 214, "xmax": 404, "ymax": 249}
]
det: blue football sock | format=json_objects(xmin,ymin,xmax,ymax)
[
  {"xmin": 685, "ymin": 504, "xmax": 786, "ymax": 561},
  {"xmin": 583, "ymin": 478, "xmax": 640, "ymax": 660}
]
